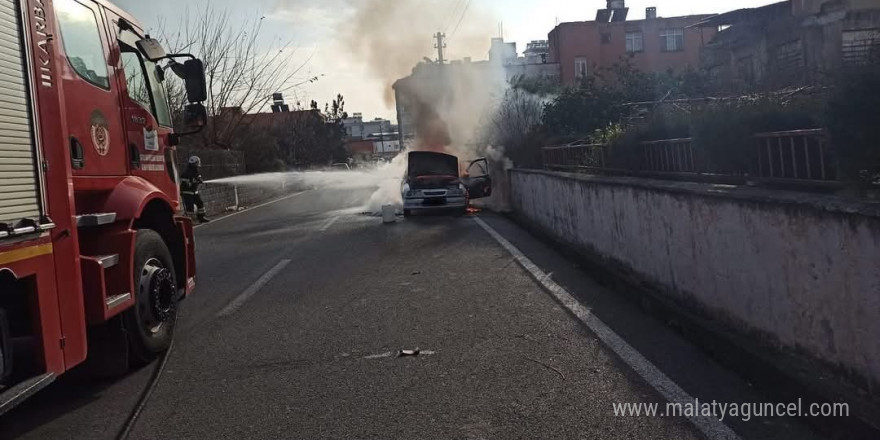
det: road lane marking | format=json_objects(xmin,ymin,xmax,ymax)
[
  {"xmin": 217, "ymin": 259, "xmax": 292, "ymax": 317},
  {"xmin": 194, "ymin": 191, "xmax": 307, "ymax": 230},
  {"xmin": 319, "ymin": 216, "xmax": 341, "ymax": 232},
  {"xmin": 473, "ymin": 217, "xmax": 741, "ymax": 440}
]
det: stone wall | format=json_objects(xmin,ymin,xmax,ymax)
[{"xmin": 510, "ymin": 168, "xmax": 880, "ymax": 387}]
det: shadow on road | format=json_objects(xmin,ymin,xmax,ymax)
[{"xmin": 0, "ymin": 362, "xmax": 156, "ymax": 439}]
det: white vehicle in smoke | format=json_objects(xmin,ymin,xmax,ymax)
[{"xmin": 401, "ymin": 151, "xmax": 492, "ymax": 217}]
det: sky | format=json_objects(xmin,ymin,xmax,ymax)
[{"xmin": 116, "ymin": 0, "xmax": 779, "ymax": 122}]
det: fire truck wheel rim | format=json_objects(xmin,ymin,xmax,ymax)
[{"xmin": 139, "ymin": 257, "xmax": 177, "ymax": 334}]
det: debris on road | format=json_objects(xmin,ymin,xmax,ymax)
[
  {"xmin": 411, "ymin": 270, "xmax": 422, "ymax": 275},
  {"xmin": 525, "ymin": 357, "xmax": 566, "ymax": 380},
  {"xmin": 362, "ymin": 349, "xmax": 436, "ymax": 360},
  {"xmin": 397, "ymin": 348, "xmax": 421, "ymax": 357},
  {"xmin": 382, "ymin": 205, "xmax": 396, "ymax": 223}
]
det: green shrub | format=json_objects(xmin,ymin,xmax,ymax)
[
  {"xmin": 690, "ymin": 97, "xmax": 820, "ymax": 174},
  {"xmin": 605, "ymin": 113, "xmax": 690, "ymax": 169}
]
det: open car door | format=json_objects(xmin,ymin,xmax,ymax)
[{"xmin": 463, "ymin": 158, "xmax": 492, "ymax": 199}]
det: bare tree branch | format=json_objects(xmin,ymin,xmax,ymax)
[{"xmin": 157, "ymin": 6, "xmax": 312, "ymax": 149}]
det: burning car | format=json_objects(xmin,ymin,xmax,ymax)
[{"xmin": 401, "ymin": 151, "xmax": 492, "ymax": 216}]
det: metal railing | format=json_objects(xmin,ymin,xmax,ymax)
[
  {"xmin": 543, "ymin": 144, "xmax": 606, "ymax": 170},
  {"xmin": 640, "ymin": 138, "xmax": 705, "ymax": 174},
  {"xmin": 752, "ymin": 129, "xmax": 836, "ymax": 182},
  {"xmin": 542, "ymin": 129, "xmax": 840, "ymax": 189}
]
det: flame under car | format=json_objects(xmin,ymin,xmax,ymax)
[{"xmin": 401, "ymin": 151, "xmax": 492, "ymax": 217}]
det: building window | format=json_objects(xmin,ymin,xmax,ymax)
[
  {"xmin": 626, "ymin": 32, "xmax": 643, "ymax": 53},
  {"xmin": 842, "ymin": 29, "xmax": 880, "ymax": 66},
  {"xmin": 660, "ymin": 29, "xmax": 684, "ymax": 52},
  {"xmin": 55, "ymin": 0, "xmax": 110, "ymax": 89},
  {"xmin": 774, "ymin": 39, "xmax": 805, "ymax": 75},
  {"xmin": 601, "ymin": 33, "xmax": 612, "ymax": 44},
  {"xmin": 736, "ymin": 55, "xmax": 756, "ymax": 83},
  {"xmin": 574, "ymin": 57, "xmax": 588, "ymax": 79}
]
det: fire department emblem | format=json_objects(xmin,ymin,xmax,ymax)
[{"xmin": 90, "ymin": 110, "xmax": 110, "ymax": 156}]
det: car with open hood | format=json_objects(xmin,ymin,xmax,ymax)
[{"xmin": 401, "ymin": 151, "xmax": 492, "ymax": 216}]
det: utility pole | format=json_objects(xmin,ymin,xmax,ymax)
[{"xmin": 434, "ymin": 32, "xmax": 446, "ymax": 64}]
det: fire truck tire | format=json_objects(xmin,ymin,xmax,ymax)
[{"xmin": 125, "ymin": 229, "xmax": 178, "ymax": 365}]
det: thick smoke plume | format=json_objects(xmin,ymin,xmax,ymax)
[
  {"xmin": 340, "ymin": 0, "xmax": 494, "ymax": 105},
  {"xmin": 273, "ymin": 0, "xmax": 504, "ymax": 157},
  {"xmin": 263, "ymin": 0, "xmax": 512, "ymax": 211}
]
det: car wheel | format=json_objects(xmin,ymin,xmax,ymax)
[
  {"xmin": 124, "ymin": 229, "xmax": 178, "ymax": 366},
  {"xmin": 403, "ymin": 209, "xmax": 412, "ymax": 218}
]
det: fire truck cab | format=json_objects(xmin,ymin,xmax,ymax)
[{"xmin": 0, "ymin": 0, "xmax": 207, "ymax": 413}]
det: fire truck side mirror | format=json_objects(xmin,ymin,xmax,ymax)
[
  {"xmin": 183, "ymin": 103, "xmax": 208, "ymax": 128},
  {"xmin": 136, "ymin": 38, "xmax": 167, "ymax": 62},
  {"xmin": 183, "ymin": 59, "xmax": 207, "ymax": 103}
]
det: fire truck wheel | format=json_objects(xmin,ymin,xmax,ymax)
[{"xmin": 125, "ymin": 229, "xmax": 178, "ymax": 365}]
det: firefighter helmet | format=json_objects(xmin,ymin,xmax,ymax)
[{"xmin": 188, "ymin": 156, "xmax": 202, "ymax": 167}]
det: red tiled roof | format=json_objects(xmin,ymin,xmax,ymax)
[{"xmin": 213, "ymin": 109, "xmax": 324, "ymax": 130}]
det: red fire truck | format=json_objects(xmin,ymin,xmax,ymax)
[{"xmin": 0, "ymin": 0, "xmax": 207, "ymax": 412}]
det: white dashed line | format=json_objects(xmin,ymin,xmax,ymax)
[
  {"xmin": 319, "ymin": 216, "xmax": 341, "ymax": 232},
  {"xmin": 473, "ymin": 217, "xmax": 741, "ymax": 440},
  {"xmin": 194, "ymin": 191, "xmax": 307, "ymax": 229},
  {"xmin": 217, "ymin": 259, "xmax": 292, "ymax": 317}
]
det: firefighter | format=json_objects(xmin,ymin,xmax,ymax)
[{"xmin": 181, "ymin": 156, "xmax": 210, "ymax": 223}]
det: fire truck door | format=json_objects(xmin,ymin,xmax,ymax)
[
  {"xmin": 54, "ymin": 0, "xmax": 127, "ymax": 176},
  {"xmin": 109, "ymin": 16, "xmax": 176, "ymax": 192}
]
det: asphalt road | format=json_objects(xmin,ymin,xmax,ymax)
[{"xmin": 0, "ymin": 187, "xmax": 828, "ymax": 439}]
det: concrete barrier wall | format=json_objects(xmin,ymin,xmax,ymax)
[{"xmin": 510, "ymin": 169, "xmax": 880, "ymax": 387}]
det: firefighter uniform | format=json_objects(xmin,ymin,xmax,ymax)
[{"xmin": 181, "ymin": 157, "xmax": 209, "ymax": 223}]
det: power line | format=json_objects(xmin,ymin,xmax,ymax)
[
  {"xmin": 448, "ymin": 0, "xmax": 471, "ymax": 40},
  {"xmin": 443, "ymin": 0, "xmax": 466, "ymax": 33}
]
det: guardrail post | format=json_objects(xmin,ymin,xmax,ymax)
[
  {"xmin": 233, "ymin": 184, "xmax": 240, "ymax": 211},
  {"xmin": 804, "ymin": 136, "xmax": 811, "ymax": 180}
]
